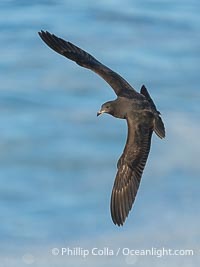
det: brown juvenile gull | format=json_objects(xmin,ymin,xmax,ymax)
[{"xmin": 38, "ymin": 30, "xmax": 165, "ymax": 226}]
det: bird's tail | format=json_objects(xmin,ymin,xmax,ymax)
[
  {"xmin": 153, "ymin": 115, "xmax": 165, "ymax": 139},
  {"xmin": 140, "ymin": 85, "xmax": 165, "ymax": 139}
]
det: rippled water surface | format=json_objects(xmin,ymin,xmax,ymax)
[{"xmin": 0, "ymin": 0, "xmax": 200, "ymax": 266}]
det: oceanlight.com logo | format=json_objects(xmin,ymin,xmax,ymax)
[
  {"xmin": 51, "ymin": 247, "xmax": 194, "ymax": 258},
  {"xmin": 122, "ymin": 247, "xmax": 194, "ymax": 257}
]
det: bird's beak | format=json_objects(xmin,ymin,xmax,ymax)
[{"xmin": 97, "ymin": 110, "xmax": 105, "ymax": 117}]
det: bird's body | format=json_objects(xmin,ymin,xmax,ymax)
[
  {"xmin": 105, "ymin": 96, "xmax": 153, "ymax": 118},
  {"xmin": 38, "ymin": 31, "xmax": 165, "ymax": 226}
]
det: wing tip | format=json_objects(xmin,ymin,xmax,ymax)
[
  {"xmin": 111, "ymin": 216, "xmax": 124, "ymax": 227},
  {"xmin": 110, "ymin": 189, "xmax": 129, "ymax": 227},
  {"xmin": 38, "ymin": 30, "xmax": 52, "ymax": 39},
  {"xmin": 38, "ymin": 29, "xmax": 45, "ymax": 35}
]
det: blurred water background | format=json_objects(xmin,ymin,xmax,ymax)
[{"xmin": 0, "ymin": 0, "xmax": 200, "ymax": 266}]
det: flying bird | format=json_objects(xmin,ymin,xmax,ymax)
[{"xmin": 38, "ymin": 30, "xmax": 165, "ymax": 226}]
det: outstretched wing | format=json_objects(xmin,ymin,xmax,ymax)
[
  {"xmin": 111, "ymin": 116, "xmax": 153, "ymax": 226},
  {"xmin": 38, "ymin": 31, "xmax": 140, "ymax": 98}
]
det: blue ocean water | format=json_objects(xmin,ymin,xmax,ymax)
[{"xmin": 0, "ymin": 0, "xmax": 200, "ymax": 266}]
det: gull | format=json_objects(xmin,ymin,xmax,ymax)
[{"xmin": 38, "ymin": 31, "xmax": 165, "ymax": 226}]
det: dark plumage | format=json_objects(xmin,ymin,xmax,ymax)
[{"xmin": 38, "ymin": 31, "xmax": 165, "ymax": 226}]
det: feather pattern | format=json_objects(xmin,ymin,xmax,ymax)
[
  {"xmin": 111, "ymin": 118, "xmax": 153, "ymax": 226},
  {"xmin": 38, "ymin": 31, "xmax": 141, "ymax": 98}
]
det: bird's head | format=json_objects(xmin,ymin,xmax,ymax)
[{"xmin": 97, "ymin": 101, "xmax": 114, "ymax": 117}]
